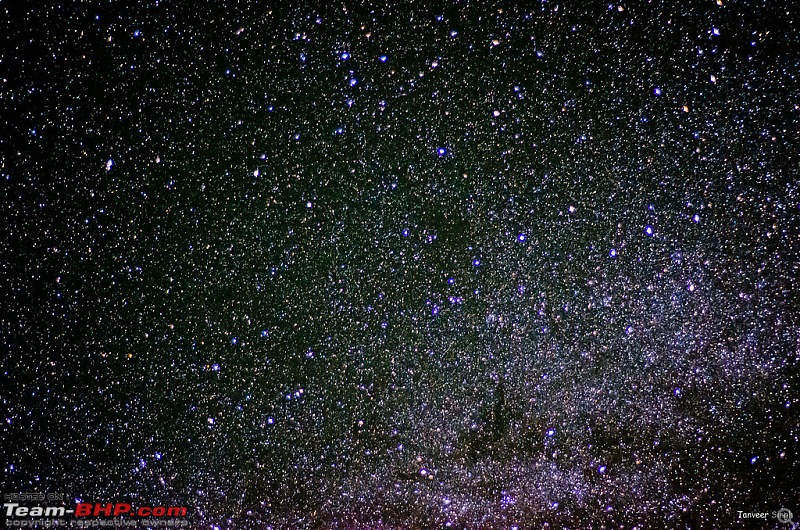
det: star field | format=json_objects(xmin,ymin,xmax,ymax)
[{"xmin": 2, "ymin": 1, "xmax": 799, "ymax": 528}]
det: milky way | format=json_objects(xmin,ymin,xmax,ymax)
[{"xmin": 2, "ymin": 2, "xmax": 799, "ymax": 528}]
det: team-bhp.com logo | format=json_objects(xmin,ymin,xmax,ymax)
[
  {"xmin": 73, "ymin": 504, "xmax": 187, "ymax": 518},
  {"xmin": 4, "ymin": 502, "xmax": 187, "ymax": 518},
  {"xmin": 3, "ymin": 493, "xmax": 189, "ymax": 527}
]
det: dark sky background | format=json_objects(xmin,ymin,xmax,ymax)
[{"xmin": 2, "ymin": 1, "xmax": 799, "ymax": 528}]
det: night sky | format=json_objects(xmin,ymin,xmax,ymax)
[{"xmin": 2, "ymin": 1, "xmax": 799, "ymax": 528}]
